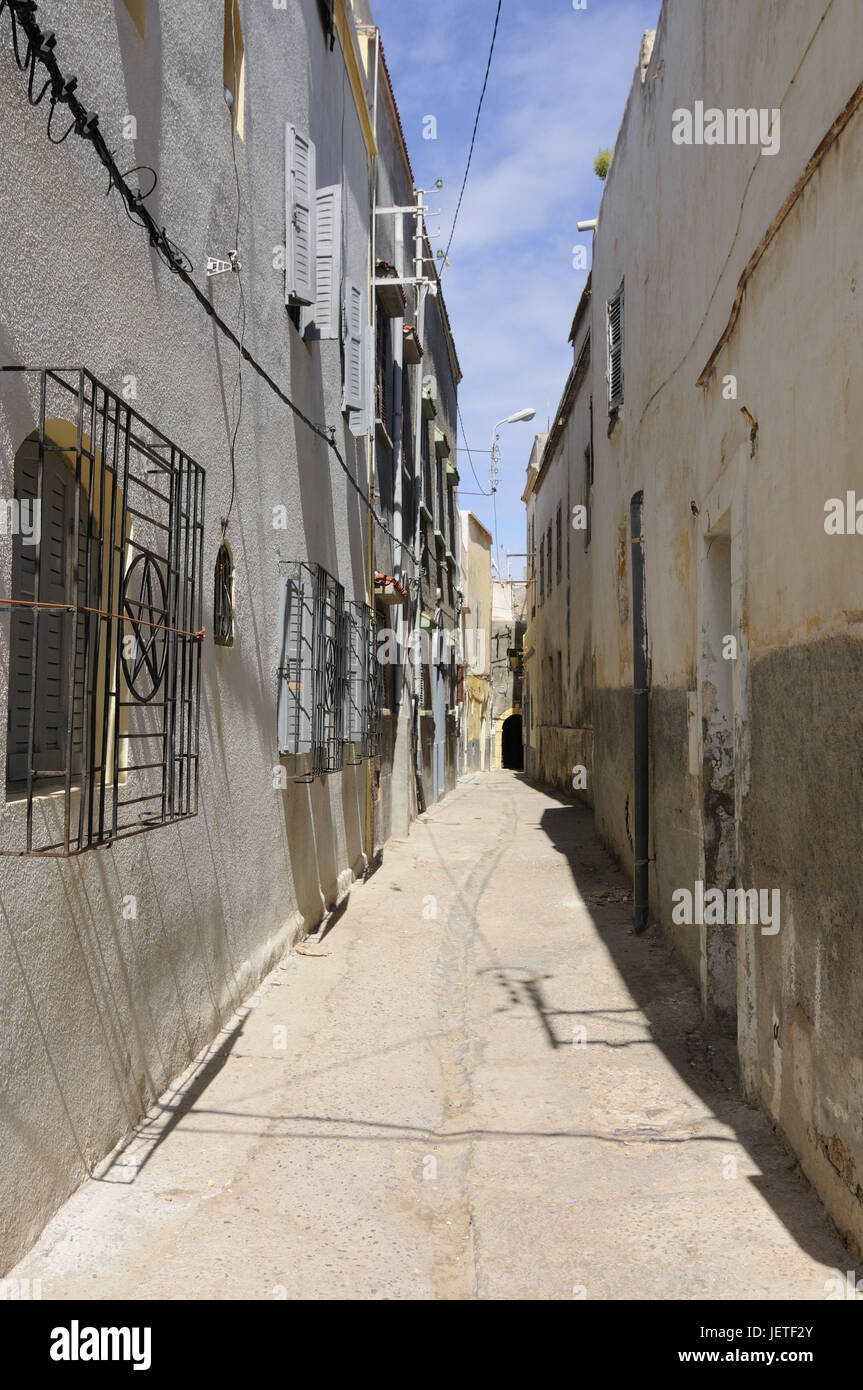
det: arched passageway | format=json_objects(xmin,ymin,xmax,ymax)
[{"xmin": 501, "ymin": 714, "xmax": 523, "ymax": 770}]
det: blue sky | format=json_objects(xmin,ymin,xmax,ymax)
[{"xmin": 372, "ymin": 0, "xmax": 662, "ymax": 576}]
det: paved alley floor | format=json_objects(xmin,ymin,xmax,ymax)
[{"xmin": 11, "ymin": 773, "xmax": 855, "ymax": 1300}]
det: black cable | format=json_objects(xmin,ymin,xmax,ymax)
[
  {"xmin": 440, "ymin": 0, "xmax": 502, "ymax": 272},
  {"xmin": 457, "ymin": 400, "xmax": 491, "ymax": 496},
  {"xmin": 223, "ymin": 8, "xmax": 244, "ymax": 533},
  {"xmin": 0, "ymin": 0, "xmax": 411, "ymax": 560}
]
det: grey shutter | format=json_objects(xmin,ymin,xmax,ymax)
[
  {"xmin": 343, "ymin": 279, "xmax": 364, "ymax": 412},
  {"xmin": 607, "ymin": 286, "xmax": 624, "ymax": 409},
  {"xmin": 286, "ymin": 125, "xmax": 316, "ymax": 307},
  {"xmin": 277, "ymin": 573, "xmax": 315, "ymax": 755},
  {"xmin": 304, "ymin": 183, "xmax": 342, "ymax": 339},
  {"xmin": 349, "ymin": 321, "xmax": 374, "ymax": 438},
  {"xmin": 8, "ymin": 444, "xmax": 85, "ymax": 781}
]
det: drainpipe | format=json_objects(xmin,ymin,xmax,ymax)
[{"xmin": 630, "ymin": 489, "xmax": 649, "ymax": 933}]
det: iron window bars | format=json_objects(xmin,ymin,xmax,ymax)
[
  {"xmin": 0, "ymin": 367, "xmax": 205, "ymax": 856},
  {"xmin": 344, "ymin": 600, "xmax": 380, "ymax": 764},
  {"xmin": 277, "ymin": 560, "xmax": 346, "ymax": 780}
]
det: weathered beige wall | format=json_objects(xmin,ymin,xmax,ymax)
[
  {"xmin": 584, "ymin": 0, "xmax": 863, "ymax": 1253},
  {"xmin": 529, "ymin": 0, "xmax": 863, "ymax": 1254},
  {"xmin": 460, "ymin": 511, "xmax": 493, "ymax": 770}
]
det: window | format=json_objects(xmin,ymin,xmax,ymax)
[
  {"xmin": 344, "ymin": 601, "xmax": 379, "ymax": 762},
  {"xmin": 303, "ymin": 185, "xmax": 342, "ymax": 341},
  {"xmin": 584, "ymin": 443, "xmax": 593, "ymax": 550},
  {"xmin": 607, "ymin": 283, "xmax": 624, "ymax": 412},
  {"xmin": 546, "ymin": 524, "xmax": 552, "ymax": 595},
  {"xmin": 375, "ymin": 313, "xmax": 388, "ymax": 431},
  {"xmin": 214, "ymin": 541, "xmax": 234, "ymax": 647},
  {"xmin": 539, "ymin": 535, "xmax": 545, "ymax": 604},
  {"xmin": 421, "ymin": 424, "xmax": 432, "ymax": 514},
  {"xmin": 556, "ymin": 504, "xmax": 562, "ymax": 585},
  {"xmin": 3, "ymin": 368, "xmax": 204, "ymax": 856},
  {"xmin": 286, "ymin": 126, "xmax": 317, "ymax": 308},
  {"xmin": 277, "ymin": 561, "xmax": 346, "ymax": 779},
  {"xmin": 223, "ymin": 0, "xmax": 245, "ymax": 139},
  {"xmin": 436, "ymin": 456, "xmax": 445, "ymax": 535}
]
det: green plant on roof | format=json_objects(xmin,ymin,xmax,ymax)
[{"xmin": 593, "ymin": 146, "xmax": 613, "ymax": 181}]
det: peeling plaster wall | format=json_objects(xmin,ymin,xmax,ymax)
[
  {"xmin": 576, "ymin": 0, "xmax": 863, "ymax": 1251},
  {"xmin": 0, "ymin": 0, "xmax": 382, "ymax": 1272}
]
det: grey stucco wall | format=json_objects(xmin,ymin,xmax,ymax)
[{"xmin": 0, "ymin": 0, "xmax": 380, "ymax": 1271}]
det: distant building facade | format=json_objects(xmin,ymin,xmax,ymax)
[
  {"xmin": 458, "ymin": 511, "xmax": 493, "ymax": 772},
  {"xmin": 490, "ymin": 580, "xmax": 527, "ymax": 770}
]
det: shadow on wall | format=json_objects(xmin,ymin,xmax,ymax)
[
  {"xmin": 523, "ymin": 781, "xmax": 853, "ymax": 1275},
  {"xmin": 114, "ymin": 0, "xmax": 165, "ymax": 289}
]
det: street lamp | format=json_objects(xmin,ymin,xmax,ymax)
[
  {"xmin": 488, "ymin": 406, "xmax": 536, "ymax": 579},
  {"xmin": 490, "ymin": 408, "xmax": 536, "ymax": 492}
]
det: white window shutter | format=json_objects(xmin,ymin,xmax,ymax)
[
  {"xmin": 343, "ymin": 279, "xmax": 364, "ymax": 412},
  {"xmin": 303, "ymin": 183, "xmax": 342, "ymax": 339},
  {"xmin": 286, "ymin": 124, "xmax": 316, "ymax": 307}
]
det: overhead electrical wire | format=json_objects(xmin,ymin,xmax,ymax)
[
  {"xmin": 222, "ymin": 2, "xmax": 245, "ymax": 534},
  {"xmin": 0, "ymin": 0, "xmax": 410, "ymax": 560},
  {"xmin": 440, "ymin": 0, "xmax": 502, "ymax": 272},
  {"xmin": 457, "ymin": 401, "xmax": 491, "ymax": 497}
]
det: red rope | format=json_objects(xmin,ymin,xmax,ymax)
[{"xmin": 0, "ymin": 596, "xmax": 205, "ymax": 641}]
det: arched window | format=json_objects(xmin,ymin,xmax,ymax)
[{"xmin": 214, "ymin": 540, "xmax": 234, "ymax": 646}]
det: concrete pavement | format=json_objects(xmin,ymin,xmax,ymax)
[{"xmin": 10, "ymin": 772, "xmax": 855, "ymax": 1299}]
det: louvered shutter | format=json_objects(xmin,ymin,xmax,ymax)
[
  {"xmin": 286, "ymin": 125, "xmax": 316, "ymax": 307},
  {"xmin": 8, "ymin": 444, "xmax": 89, "ymax": 780},
  {"xmin": 342, "ymin": 279, "xmax": 364, "ymax": 412},
  {"xmin": 607, "ymin": 286, "xmax": 624, "ymax": 410},
  {"xmin": 277, "ymin": 573, "xmax": 315, "ymax": 755},
  {"xmin": 348, "ymin": 321, "xmax": 374, "ymax": 438},
  {"xmin": 303, "ymin": 183, "xmax": 342, "ymax": 340}
]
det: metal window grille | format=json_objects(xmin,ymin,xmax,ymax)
[
  {"xmin": 556, "ymin": 503, "xmax": 562, "ymax": 584},
  {"xmin": 539, "ymin": 536, "xmax": 544, "ymax": 604},
  {"xmin": 344, "ymin": 601, "xmax": 379, "ymax": 763},
  {"xmin": 0, "ymin": 366, "xmax": 205, "ymax": 856},
  {"xmin": 277, "ymin": 560, "xmax": 346, "ymax": 779},
  {"xmin": 213, "ymin": 541, "xmax": 234, "ymax": 646},
  {"xmin": 607, "ymin": 284, "xmax": 624, "ymax": 411}
]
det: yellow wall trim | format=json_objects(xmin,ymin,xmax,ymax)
[{"xmin": 336, "ymin": 1, "xmax": 376, "ymax": 159}]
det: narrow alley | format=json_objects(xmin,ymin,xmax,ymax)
[{"xmin": 11, "ymin": 774, "xmax": 849, "ymax": 1302}]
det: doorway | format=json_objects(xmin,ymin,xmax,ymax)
[
  {"xmin": 701, "ymin": 518, "xmax": 737, "ymax": 1033},
  {"xmin": 502, "ymin": 714, "xmax": 523, "ymax": 770}
]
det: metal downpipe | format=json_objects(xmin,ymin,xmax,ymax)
[{"xmin": 630, "ymin": 489, "xmax": 650, "ymax": 933}]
